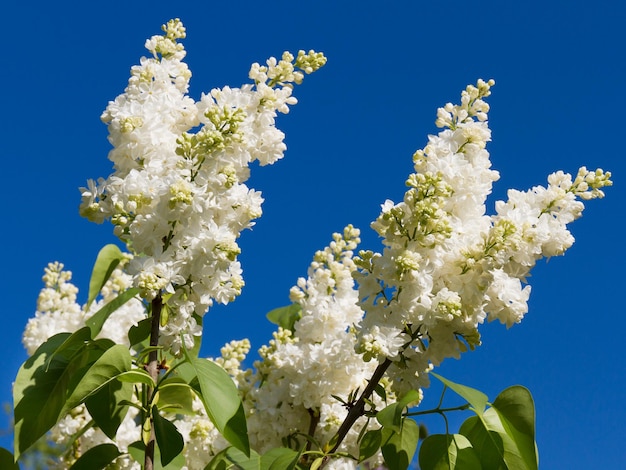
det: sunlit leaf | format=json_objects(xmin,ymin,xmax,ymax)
[
  {"xmin": 261, "ymin": 446, "xmax": 302, "ymax": 470},
  {"xmin": 431, "ymin": 373, "xmax": 488, "ymax": 415},
  {"xmin": 87, "ymin": 244, "xmax": 124, "ymax": 308},
  {"xmin": 265, "ymin": 304, "xmax": 302, "ymax": 332},
  {"xmin": 380, "ymin": 418, "xmax": 420, "ymax": 470},
  {"xmin": 86, "ymin": 287, "xmax": 141, "ymax": 338},
  {"xmin": 377, "ymin": 389, "xmax": 421, "ymax": 433},
  {"xmin": 182, "ymin": 356, "xmax": 250, "ymax": 456},
  {"xmin": 205, "ymin": 447, "xmax": 260, "ymax": 470},
  {"xmin": 359, "ymin": 428, "xmax": 383, "ymax": 462},
  {"xmin": 157, "ymin": 378, "xmax": 196, "ymax": 415},
  {"xmin": 418, "ymin": 434, "xmax": 481, "ymax": 470},
  {"xmin": 491, "ymin": 386, "xmax": 537, "ymax": 470},
  {"xmin": 460, "ymin": 414, "xmax": 506, "ymax": 470},
  {"xmin": 458, "ymin": 386, "xmax": 537, "ymax": 470},
  {"xmin": 115, "ymin": 369, "xmax": 156, "ymax": 387}
]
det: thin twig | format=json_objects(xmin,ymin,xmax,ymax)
[
  {"xmin": 321, "ymin": 358, "xmax": 392, "ymax": 468},
  {"xmin": 144, "ymin": 294, "xmax": 162, "ymax": 470}
]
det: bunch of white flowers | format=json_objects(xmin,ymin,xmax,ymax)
[
  {"xmin": 239, "ymin": 227, "xmax": 390, "ymax": 468},
  {"xmin": 19, "ymin": 19, "xmax": 612, "ymax": 468},
  {"xmin": 79, "ymin": 19, "xmax": 326, "ymax": 354},
  {"xmin": 23, "ymin": 261, "xmax": 145, "ymax": 356},
  {"xmin": 22, "ymin": 262, "xmax": 145, "ymax": 469},
  {"xmin": 354, "ymin": 79, "xmax": 611, "ymax": 396},
  {"xmin": 24, "ymin": 260, "xmax": 246, "ymax": 470}
]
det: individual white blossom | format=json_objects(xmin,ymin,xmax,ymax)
[{"xmin": 79, "ymin": 19, "xmax": 326, "ymax": 354}]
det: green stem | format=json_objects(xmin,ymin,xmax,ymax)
[{"xmin": 405, "ymin": 403, "xmax": 470, "ymax": 417}]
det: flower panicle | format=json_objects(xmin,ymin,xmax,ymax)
[{"xmin": 78, "ymin": 20, "xmax": 326, "ymax": 355}]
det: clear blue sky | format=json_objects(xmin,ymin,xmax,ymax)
[{"xmin": 2, "ymin": 1, "xmax": 624, "ymax": 468}]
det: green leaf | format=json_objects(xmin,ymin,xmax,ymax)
[
  {"xmin": 374, "ymin": 383, "xmax": 387, "ymax": 402},
  {"xmin": 85, "ymin": 378, "xmax": 132, "ymax": 439},
  {"xmin": 70, "ymin": 443, "xmax": 122, "ymax": 470},
  {"xmin": 266, "ymin": 304, "xmax": 302, "ymax": 332},
  {"xmin": 127, "ymin": 442, "xmax": 145, "ymax": 467},
  {"xmin": 206, "ymin": 446, "xmax": 300, "ymax": 470},
  {"xmin": 459, "ymin": 414, "xmax": 506, "ymax": 470},
  {"xmin": 380, "ymin": 418, "xmax": 420, "ymax": 470},
  {"xmin": 459, "ymin": 386, "xmax": 537, "ymax": 470},
  {"xmin": 183, "ymin": 356, "xmax": 250, "ymax": 456},
  {"xmin": 205, "ymin": 460, "xmax": 228, "ymax": 470},
  {"xmin": 13, "ymin": 333, "xmax": 108, "ymax": 458},
  {"xmin": 44, "ymin": 327, "xmax": 92, "ymax": 368},
  {"xmin": 431, "ymin": 373, "xmax": 488, "ymax": 415},
  {"xmin": 418, "ymin": 434, "xmax": 482, "ymax": 470},
  {"xmin": 116, "ymin": 369, "xmax": 157, "ymax": 387},
  {"xmin": 0, "ymin": 447, "xmax": 19, "ymax": 470},
  {"xmin": 157, "ymin": 378, "xmax": 196, "ymax": 415},
  {"xmin": 205, "ymin": 447, "xmax": 260, "ymax": 470},
  {"xmin": 128, "ymin": 317, "xmax": 153, "ymax": 347},
  {"xmin": 61, "ymin": 344, "xmax": 132, "ymax": 416},
  {"xmin": 86, "ymin": 287, "xmax": 141, "ymax": 338},
  {"xmin": 377, "ymin": 389, "xmax": 421, "ymax": 433},
  {"xmin": 205, "ymin": 447, "xmax": 261, "ymax": 470},
  {"xmin": 203, "ymin": 448, "xmax": 231, "ymax": 470},
  {"xmin": 491, "ymin": 386, "xmax": 537, "ymax": 470},
  {"xmin": 261, "ymin": 446, "xmax": 302, "ymax": 470},
  {"xmin": 87, "ymin": 244, "xmax": 124, "ymax": 308},
  {"xmin": 152, "ymin": 405, "xmax": 185, "ymax": 467},
  {"xmin": 128, "ymin": 441, "xmax": 146, "ymax": 468},
  {"xmin": 359, "ymin": 428, "xmax": 383, "ymax": 462},
  {"xmin": 128, "ymin": 440, "xmax": 186, "ymax": 470}
]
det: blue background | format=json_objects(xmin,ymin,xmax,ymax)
[{"xmin": 2, "ymin": 1, "xmax": 624, "ymax": 467}]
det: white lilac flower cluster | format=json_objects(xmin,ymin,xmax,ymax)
[
  {"xmin": 23, "ymin": 261, "xmax": 144, "ymax": 356},
  {"xmin": 23, "ymin": 27, "xmax": 612, "ymax": 466},
  {"xmin": 79, "ymin": 19, "xmax": 326, "ymax": 354},
  {"xmin": 23, "ymin": 261, "xmax": 236, "ymax": 470},
  {"xmin": 22, "ymin": 262, "xmax": 145, "ymax": 469},
  {"xmin": 354, "ymin": 79, "xmax": 612, "ymax": 396},
  {"xmin": 237, "ymin": 227, "xmax": 390, "ymax": 469}
]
